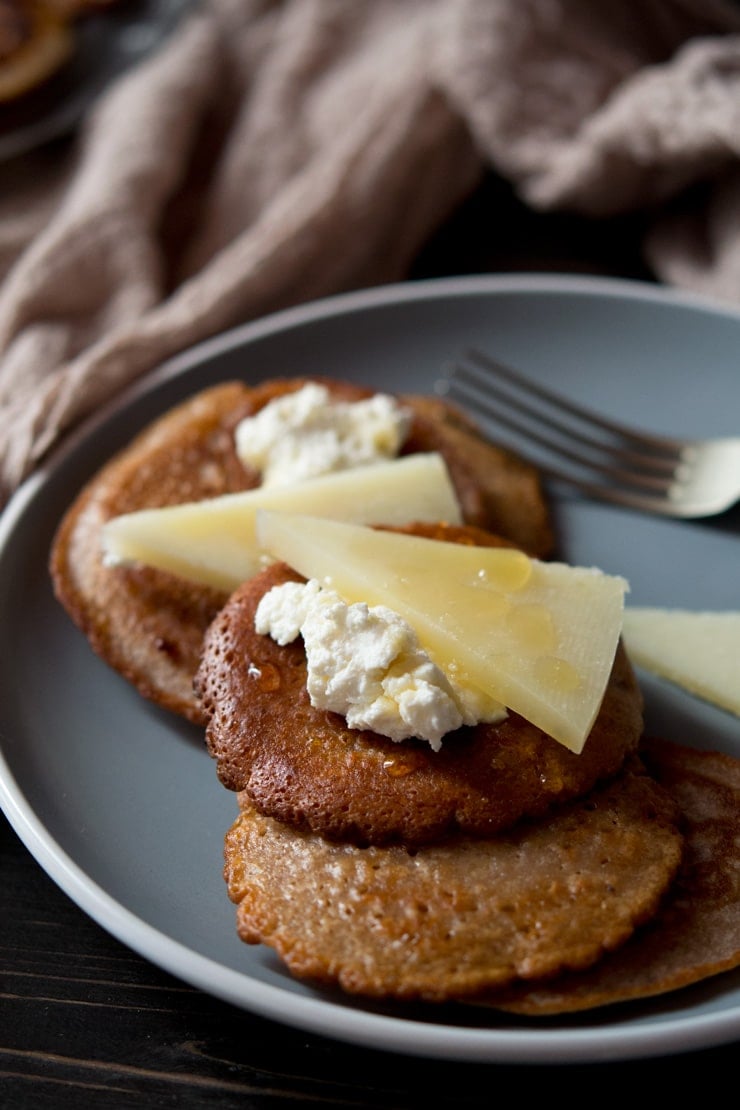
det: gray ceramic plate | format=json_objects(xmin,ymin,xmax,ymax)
[{"xmin": 1, "ymin": 274, "xmax": 739, "ymax": 1064}]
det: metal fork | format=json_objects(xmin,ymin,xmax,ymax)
[{"xmin": 440, "ymin": 348, "xmax": 740, "ymax": 518}]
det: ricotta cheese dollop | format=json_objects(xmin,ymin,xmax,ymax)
[
  {"xmin": 255, "ymin": 579, "xmax": 506, "ymax": 750},
  {"xmin": 234, "ymin": 382, "xmax": 411, "ymax": 487}
]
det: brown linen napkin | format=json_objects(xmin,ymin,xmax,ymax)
[{"xmin": 1, "ymin": 0, "xmax": 740, "ymax": 506}]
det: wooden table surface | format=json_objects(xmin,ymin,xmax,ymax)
[{"xmin": 2, "ymin": 170, "xmax": 738, "ymax": 1107}]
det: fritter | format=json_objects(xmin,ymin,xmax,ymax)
[
  {"xmin": 50, "ymin": 381, "xmax": 253, "ymax": 724},
  {"xmin": 0, "ymin": 0, "xmax": 72, "ymax": 102},
  {"xmin": 484, "ymin": 738, "xmax": 740, "ymax": 1014},
  {"xmin": 198, "ymin": 529, "xmax": 643, "ymax": 845},
  {"xmin": 223, "ymin": 765, "xmax": 682, "ymax": 1001},
  {"xmin": 50, "ymin": 377, "xmax": 552, "ymax": 724}
]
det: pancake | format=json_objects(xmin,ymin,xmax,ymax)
[
  {"xmin": 0, "ymin": 0, "xmax": 134, "ymax": 104},
  {"xmin": 0, "ymin": 0, "xmax": 72, "ymax": 102},
  {"xmin": 50, "ymin": 377, "xmax": 552, "ymax": 724},
  {"xmin": 50, "ymin": 382, "xmax": 253, "ymax": 724},
  {"xmin": 198, "ymin": 528, "xmax": 643, "ymax": 845},
  {"xmin": 223, "ymin": 764, "xmax": 682, "ymax": 1001},
  {"xmin": 483, "ymin": 738, "xmax": 740, "ymax": 1014}
]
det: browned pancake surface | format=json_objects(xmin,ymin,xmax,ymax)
[
  {"xmin": 50, "ymin": 382, "xmax": 253, "ymax": 723},
  {"xmin": 223, "ymin": 767, "xmax": 682, "ymax": 1001},
  {"xmin": 50, "ymin": 378, "xmax": 552, "ymax": 724},
  {"xmin": 483, "ymin": 739, "xmax": 740, "ymax": 1014},
  {"xmin": 198, "ymin": 537, "xmax": 643, "ymax": 845}
]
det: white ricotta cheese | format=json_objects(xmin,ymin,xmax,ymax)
[
  {"xmin": 255, "ymin": 511, "xmax": 629, "ymax": 754},
  {"xmin": 255, "ymin": 579, "xmax": 506, "ymax": 750},
  {"xmin": 234, "ymin": 382, "xmax": 411, "ymax": 487}
]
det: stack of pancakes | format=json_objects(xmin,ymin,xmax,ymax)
[{"xmin": 51, "ymin": 377, "xmax": 740, "ymax": 1013}]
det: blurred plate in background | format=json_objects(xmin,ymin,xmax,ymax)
[{"xmin": 0, "ymin": 0, "xmax": 193, "ymax": 161}]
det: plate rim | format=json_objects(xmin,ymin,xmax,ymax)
[{"xmin": 2, "ymin": 270, "xmax": 740, "ymax": 1064}]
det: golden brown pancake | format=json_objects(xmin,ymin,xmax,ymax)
[
  {"xmin": 483, "ymin": 738, "xmax": 740, "ymax": 1014},
  {"xmin": 50, "ymin": 382, "xmax": 254, "ymax": 723},
  {"xmin": 0, "ymin": 0, "xmax": 72, "ymax": 101},
  {"xmin": 50, "ymin": 378, "xmax": 552, "ymax": 724},
  {"xmin": 223, "ymin": 765, "xmax": 682, "ymax": 1001},
  {"xmin": 198, "ymin": 526, "xmax": 643, "ymax": 845},
  {"xmin": 0, "ymin": 0, "xmax": 133, "ymax": 104}
]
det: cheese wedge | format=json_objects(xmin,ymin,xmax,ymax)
[
  {"xmin": 101, "ymin": 453, "xmax": 461, "ymax": 592},
  {"xmin": 255, "ymin": 512, "xmax": 628, "ymax": 753},
  {"xmin": 622, "ymin": 608, "xmax": 740, "ymax": 716}
]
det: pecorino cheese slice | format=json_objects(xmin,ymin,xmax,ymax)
[
  {"xmin": 622, "ymin": 608, "xmax": 740, "ymax": 716},
  {"xmin": 101, "ymin": 453, "xmax": 461, "ymax": 592},
  {"xmin": 255, "ymin": 512, "xmax": 628, "ymax": 753}
]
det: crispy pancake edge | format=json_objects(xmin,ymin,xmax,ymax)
[
  {"xmin": 479, "ymin": 738, "xmax": 740, "ymax": 1014},
  {"xmin": 223, "ymin": 765, "xmax": 683, "ymax": 1001}
]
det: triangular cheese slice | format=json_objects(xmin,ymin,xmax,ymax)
[
  {"xmin": 622, "ymin": 607, "xmax": 740, "ymax": 716},
  {"xmin": 101, "ymin": 453, "xmax": 461, "ymax": 592},
  {"xmin": 255, "ymin": 511, "xmax": 628, "ymax": 753}
]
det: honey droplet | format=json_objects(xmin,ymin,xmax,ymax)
[
  {"xmin": 474, "ymin": 549, "xmax": 532, "ymax": 592},
  {"xmin": 534, "ymin": 655, "xmax": 581, "ymax": 693},
  {"xmin": 382, "ymin": 751, "xmax": 425, "ymax": 777},
  {"xmin": 481, "ymin": 590, "xmax": 511, "ymax": 621},
  {"xmin": 505, "ymin": 603, "xmax": 556, "ymax": 653},
  {"xmin": 247, "ymin": 662, "xmax": 281, "ymax": 691}
]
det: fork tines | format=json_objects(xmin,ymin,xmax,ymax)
[{"xmin": 441, "ymin": 348, "xmax": 691, "ymax": 516}]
